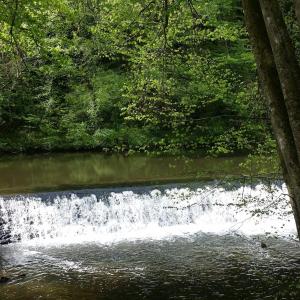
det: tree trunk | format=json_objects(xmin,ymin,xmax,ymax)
[
  {"xmin": 295, "ymin": 0, "xmax": 300, "ymax": 26},
  {"xmin": 259, "ymin": 0, "xmax": 300, "ymax": 160},
  {"xmin": 242, "ymin": 0, "xmax": 300, "ymax": 237}
]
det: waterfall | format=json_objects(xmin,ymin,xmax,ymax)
[{"xmin": 0, "ymin": 183, "xmax": 296, "ymax": 246}]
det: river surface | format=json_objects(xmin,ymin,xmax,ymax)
[
  {"xmin": 0, "ymin": 153, "xmax": 246, "ymax": 194},
  {"xmin": 1, "ymin": 154, "xmax": 300, "ymax": 299}
]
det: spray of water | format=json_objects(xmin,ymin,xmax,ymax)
[{"xmin": 0, "ymin": 183, "xmax": 296, "ymax": 245}]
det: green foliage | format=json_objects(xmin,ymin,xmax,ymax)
[
  {"xmin": 239, "ymin": 137, "xmax": 281, "ymax": 176},
  {"xmin": 0, "ymin": 0, "xmax": 281, "ymax": 155}
]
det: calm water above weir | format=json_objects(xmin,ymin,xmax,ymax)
[
  {"xmin": 1, "ymin": 154, "xmax": 300, "ymax": 299},
  {"xmin": 0, "ymin": 153, "xmax": 247, "ymax": 194}
]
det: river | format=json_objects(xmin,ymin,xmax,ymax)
[
  {"xmin": 0, "ymin": 153, "xmax": 248, "ymax": 194},
  {"xmin": 0, "ymin": 153, "xmax": 300, "ymax": 299}
]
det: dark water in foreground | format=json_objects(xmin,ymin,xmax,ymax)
[{"xmin": 1, "ymin": 235, "xmax": 300, "ymax": 300}]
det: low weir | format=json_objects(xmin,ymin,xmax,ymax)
[{"xmin": 0, "ymin": 182, "xmax": 296, "ymax": 246}]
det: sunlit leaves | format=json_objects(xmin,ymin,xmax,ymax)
[{"xmin": 0, "ymin": 0, "xmax": 270, "ymax": 154}]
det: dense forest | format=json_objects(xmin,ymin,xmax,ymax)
[{"xmin": 0, "ymin": 0, "xmax": 299, "ymax": 155}]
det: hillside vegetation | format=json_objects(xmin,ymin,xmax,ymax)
[{"xmin": 0, "ymin": 0, "xmax": 298, "ymax": 155}]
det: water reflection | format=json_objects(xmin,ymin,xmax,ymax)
[{"xmin": 0, "ymin": 153, "xmax": 247, "ymax": 194}]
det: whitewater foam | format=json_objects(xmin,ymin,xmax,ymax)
[{"xmin": 0, "ymin": 183, "xmax": 296, "ymax": 246}]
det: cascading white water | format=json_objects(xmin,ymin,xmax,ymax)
[{"xmin": 0, "ymin": 183, "xmax": 297, "ymax": 245}]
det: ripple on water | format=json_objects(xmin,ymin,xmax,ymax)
[
  {"xmin": 1, "ymin": 183, "xmax": 300, "ymax": 299},
  {"xmin": 1, "ymin": 234, "xmax": 300, "ymax": 300}
]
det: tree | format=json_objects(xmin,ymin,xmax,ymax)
[
  {"xmin": 1, "ymin": 0, "xmax": 266, "ymax": 154},
  {"xmin": 242, "ymin": 0, "xmax": 300, "ymax": 237},
  {"xmin": 296, "ymin": 0, "xmax": 300, "ymax": 25}
]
